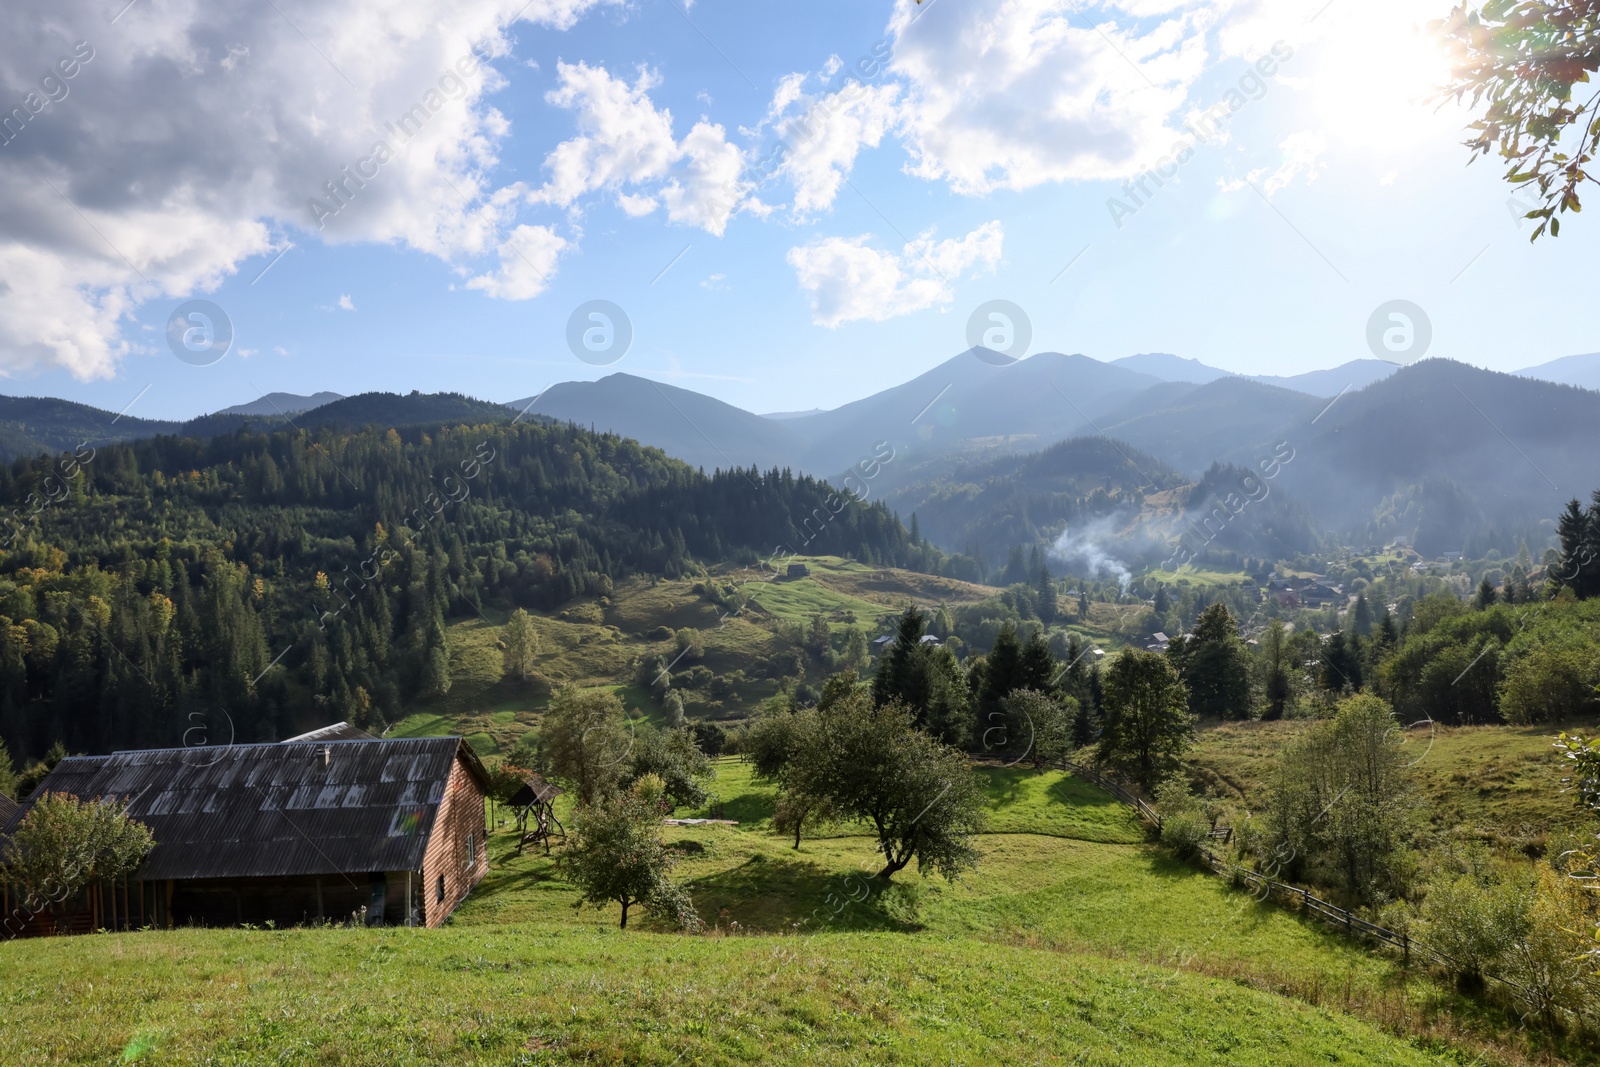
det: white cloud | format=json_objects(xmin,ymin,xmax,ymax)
[
  {"xmin": 787, "ymin": 220, "xmax": 1003, "ymax": 327},
  {"xmin": 338, "ymin": 294, "xmax": 356, "ymax": 311},
  {"xmin": 617, "ymin": 192, "xmax": 659, "ymax": 217},
  {"xmin": 466, "ymin": 224, "xmax": 568, "ymax": 300},
  {"xmin": 771, "ymin": 81, "xmax": 901, "ymax": 215},
  {"xmin": 0, "ymin": 0, "xmax": 614, "ymax": 379},
  {"xmin": 1221, "ymin": 129, "xmax": 1325, "ymax": 196},
  {"xmin": 885, "ymin": 0, "xmax": 1211, "ymax": 194},
  {"xmin": 531, "ymin": 62, "xmax": 747, "ymax": 234}
]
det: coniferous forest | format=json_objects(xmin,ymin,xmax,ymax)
[{"xmin": 0, "ymin": 417, "xmax": 939, "ymax": 757}]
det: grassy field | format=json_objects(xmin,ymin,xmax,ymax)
[
  {"xmin": 4, "ymin": 762, "xmax": 1570, "ymax": 1066},
  {"xmin": 0, "ymin": 926, "xmax": 1461, "ymax": 1067},
  {"xmin": 1186, "ymin": 718, "xmax": 1599, "ymax": 853}
]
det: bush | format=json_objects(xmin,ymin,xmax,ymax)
[
  {"xmin": 691, "ymin": 720, "xmax": 727, "ymax": 757},
  {"xmin": 1160, "ymin": 809, "xmax": 1211, "ymax": 859},
  {"xmin": 1502, "ymin": 864, "xmax": 1600, "ymax": 1026},
  {"xmin": 673, "ymin": 628, "xmax": 705, "ymax": 661},
  {"xmin": 1419, "ymin": 876, "xmax": 1527, "ymax": 991},
  {"xmin": 1499, "ymin": 646, "xmax": 1598, "ymax": 723}
]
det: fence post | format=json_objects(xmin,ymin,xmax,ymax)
[{"xmin": 1402, "ymin": 933, "xmax": 1409, "ymax": 966}]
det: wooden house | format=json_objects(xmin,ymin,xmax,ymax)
[{"xmin": 1, "ymin": 736, "xmax": 489, "ymax": 934}]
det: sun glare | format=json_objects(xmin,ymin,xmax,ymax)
[{"xmin": 1300, "ymin": 2, "xmax": 1461, "ymax": 170}]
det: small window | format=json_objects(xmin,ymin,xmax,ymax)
[
  {"xmin": 436, "ymin": 873, "xmax": 445, "ymax": 903},
  {"xmin": 466, "ymin": 833, "xmax": 475, "ymax": 865}
]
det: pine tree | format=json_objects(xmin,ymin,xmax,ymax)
[
  {"xmin": 1352, "ymin": 594, "xmax": 1373, "ymax": 636},
  {"xmin": 1475, "ymin": 577, "xmax": 1498, "ymax": 610},
  {"xmin": 1319, "ymin": 632, "xmax": 1362, "ymax": 694},
  {"xmin": 1037, "ymin": 572, "xmax": 1057, "ymax": 625},
  {"xmin": 1260, "ymin": 620, "xmax": 1292, "ymax": 721},
  {"xmin": 1554, "ymin": 498, "xmax": 1598, "ymax": 598},
  {"xmin": 1028, "ymin": 545, "xmax": 1046, "ymax": 585},
  {"xmin": 1019, "ymin": 631, "xmax": 1056, "ymax": 693},
  {"xmin": 978, "ymin": 624, "xmax": 1026, "ymax": 734},
  {"xmin": 1376, "ymin": 609, "xmax": 1399, "ymax": 652},
  {"xmin": 1178, "ymin": 604, "xmax": 1252, "ymax": 720}
]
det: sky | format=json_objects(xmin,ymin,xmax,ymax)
[{"xmin": 0, "ymin": 0, "xmax": 1595, "ymax": 421}]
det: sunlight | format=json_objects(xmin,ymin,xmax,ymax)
[{"xmin": 1300, "ymin": 1, "xmax": 1462, "ymax": 172}]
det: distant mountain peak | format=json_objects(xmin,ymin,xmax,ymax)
[
  {"xmin": 1515, "ymin": 351, "xmax": 1600, "ymax": 392},
  {"xmin": 1109, "ymin": 353, "xmax": 1232, "ymax": 384},
  {"xmin": 214, "ymin": 391, "xmax": 343, "ymax": 418}
]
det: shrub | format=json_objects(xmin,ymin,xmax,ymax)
[
  {"xmin": 2, "ymin": 793, "xmax": 154, "ymax": 911},
  {"xmin": 1499, "ymin": 646, "xmax": 1598, "ymax": 723},
  {"xmin": 1419, "ymin": 876, "xmax": 1527, "ymax": 991},
  {"xmin": 1160, "ymin": 809, "xmax": 1211, "ymax": 860},
  {"xmin": 1501, "ymin": 863, "xmax": 1600, "ymax": 1026}
]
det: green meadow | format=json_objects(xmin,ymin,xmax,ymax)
[{"xmin": 0, "ymin": 762, "xmax": 1556, "ymax": 1066}]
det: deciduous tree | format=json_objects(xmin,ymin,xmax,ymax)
[
  {"xmin": 565, "ymin": 777, "xmax": 700, "ymax": 930},
  {"xmin": 799, "ymin": 687, "xmax": 984, "ymax": 879},
  {"xmin": 502, "ymin": 608, "xmax": 540, "ymax": 681},
  {"xmin": 1096, "ymin": 651, "xmax": 1193, "ymax": 791},
  {"xmin": 1, "ymin": 793, "xmax": 154, "ymax": 912},
  {"xmin": 1265, "ymin": 694, "xmax": 1417, "ymax": 904},
  {"xmin": 539, "ymin": 687, "xmax": 631, "ymax": 804}
]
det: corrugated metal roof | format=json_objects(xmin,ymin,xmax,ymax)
[
  {"xmin": 2, "ymin": 738, "xmax": 484, "ymax": 881},
  {"xmin": 0, "ymin": 793, "xmax": 16, "ymax": 824}
]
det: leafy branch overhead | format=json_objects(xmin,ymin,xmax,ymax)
[{"xmin": 1437, "ymin": 0, "xmax": 1600, "ymax": 239}]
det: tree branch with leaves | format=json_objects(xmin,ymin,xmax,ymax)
[{"xmin": 1437, "ymin": 0, "xmax": 1600, "ymax": 238}]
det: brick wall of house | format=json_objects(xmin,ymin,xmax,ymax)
[{"xmin": 419, "ymin": 751, "xmax": 488, "ymax": 928}]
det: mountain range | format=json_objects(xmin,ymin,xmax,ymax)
[{"xmin": 5, "ymin": 349, "xmax": 1600, "ymax": 561}]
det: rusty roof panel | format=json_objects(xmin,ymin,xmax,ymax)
[{"xmin": 1, "ymin": 738, "xmax": 476, "ymax": 881}]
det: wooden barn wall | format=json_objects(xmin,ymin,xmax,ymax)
[{"xmin": 420, "ymin": 754, "xmax": 489, "ymax": 928}]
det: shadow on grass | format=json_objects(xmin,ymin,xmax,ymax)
[
  {"xmin": 686, "ymin": 855, "xmax": 920, "ymax": 934},
  {"xmin": 976, "ymin": 766, "xmax": 1032, "ymax": 808},
  {"xmin": 471, "ymin": 859, "xmax": 566, "ymax": 903},
  {"xmin": 699, "ymin": 790, "xmax": 774, "ymax": 825},
  {"xmin": 1045, "ymin": 775, "xmax": 1128, "ymax": 812}
]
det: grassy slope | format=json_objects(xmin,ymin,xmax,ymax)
[
  {"xmin": 0, "ymin": 928, "xmax": 1453, "ymax": 1067},
  {"xmin": 0, "ymin": 765, "xmax": 1482, "ymax": 1067},
  {"xmin": 1187, "ymin": 719, "xmax": 1599, "ymax": 848},
  {"xmin": 392, "ymin": 558, "xmax": 1043, "ymax": 754}
]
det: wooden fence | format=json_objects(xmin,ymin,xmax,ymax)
[{"xmin": 1059, "ymin": 760, "xmax": 1545, "ymax": 1012}]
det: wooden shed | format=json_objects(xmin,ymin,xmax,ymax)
[{"xmin": 0, "ymin": 736, "xmax": 489, "ymax": 933}]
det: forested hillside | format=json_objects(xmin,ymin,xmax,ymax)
[
  {"xmin": 879, "ymin": 437, "xmax": 1186, "ymax": 564},
  {"xmin": 0, "ymin": 418, "xmax": 935, "ymax": 760}
]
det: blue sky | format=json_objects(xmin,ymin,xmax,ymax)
[{"xmin": 2, "ymin": 0, "xmax": 1595, "ymax": 421}]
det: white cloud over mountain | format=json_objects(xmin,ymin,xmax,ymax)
[{"xmin": 787, "ymin": 221, "xmax": 1004, "ymax": 327}]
